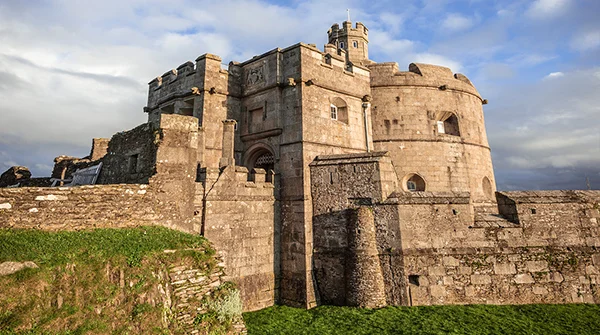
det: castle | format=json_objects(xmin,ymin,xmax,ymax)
[{"xmin": 1, "ymin": 21, "xmax": 599, "ymax": 311}]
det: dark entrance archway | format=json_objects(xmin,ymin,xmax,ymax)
[{"xmin": 244, "ymin": 144, "xmax": 275, "ymax": 182}]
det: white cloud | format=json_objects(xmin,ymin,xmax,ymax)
[
  {"xmin": 570, "ymin": 30, "xmax": 600, "ymax": 51},
  {"xmin": 544, "ymin": 71, "xmax": 564, "ymax": 79},
  {"xmin": 526, "ymin": 0, "xmax": 571, "ymax": 19},
  {"xmin": 441, "ymin": 13, "xmax": 474, "ymax": 32}
]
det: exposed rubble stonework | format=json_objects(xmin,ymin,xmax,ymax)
[{"xmin": 1, "ymin": 20, "xmax": 599, "ymax": 310}]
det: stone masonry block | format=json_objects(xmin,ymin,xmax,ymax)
[
  {"xmin": 514, "ymin": 273, "xmax": 535, "ymax": 284},
  {"xmin": 494, "ymin": 263, "xmax": 516, "ymax": 275},
  {"xmin": 526, "ymin": 260, "xmax": 548, "ymax": 272},
  {"xmin": 442, "ymin": 256, "xmax": 460, "ymax": 267},
  {"xmin": 428, "ymin": 266, "xmax": 446, "ymax": 276},
  {"xmin": 471, "ymin": 274, "xmax": 491, "ymax": 285},
  {"xmin": 430, "ymin": 285, "xmax": 447, "ymax": 297}
]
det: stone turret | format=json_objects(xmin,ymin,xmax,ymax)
[{"xmin": 327, "ymin": 21, "xmax": 369, "ymax": 66}]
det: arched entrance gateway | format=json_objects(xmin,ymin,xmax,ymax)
[{"xmin": 244, "ymin": 144, "xmax": 275, "ymax": 182}]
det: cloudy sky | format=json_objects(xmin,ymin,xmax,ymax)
[{"xmin": 0, "ymin": 0, "xmax": 598, "ymax": 190}]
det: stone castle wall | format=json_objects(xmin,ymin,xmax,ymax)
[
  {"xmin": 368, "ymin": 62, "xmax": 496, "ymax": 202},
  {"xmin": 0, "ymin": 184, "xmax": 174, "ymax": 231},
  {"xmin": 310, "ymin": 154, "xmax": 600, "ymax": 307},
  {"xmin": 196, "ymin": 165, "xmax": 277, "ymax": 311}
]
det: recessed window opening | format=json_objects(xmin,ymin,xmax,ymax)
[
  {"xmin": 128, "ymin": 154, "xmax": 139, "ymax": 174},
  {"xmin": 160, "ymin": 104, "xmax": 175, "ymax": 115},
  {"xmin": 339, "ymin": 41, "xmax": 345, "ymax": 49},
  {"xmin": 530, "ymin": 208, "xmax": 537, "ymax": 214},
  {"xmin": 437, "ymin": 113, "xmax": 460, "ymax": 136},
  {"xmin": 408, "ymin": 275, "xmax": 420, "ymax": 286},
  {"xmin": 353, "ymin": 41, "xmax": 358, "ymax": 48},
  {"xmin": 404, "ymin": 173, "xmax": 426, "ymax": 192},
  {"xmin": 482, "ymin": 177, "xmax": 493, "ymax": 199},
  {"xmin": 179, "ymin": 99, "xmax": 194, "ymax": 116},
  {"xmin": 330, "ymin": 97, "xmax": 348, "ymax": 124}
]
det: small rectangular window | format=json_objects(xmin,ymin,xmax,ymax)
[
  {"xmin": 128, "ymin": 154, "xmax": 139, "ymax": 174},
  {"xmin": 437, "ymin": 121, "xmax": 445, "ymax": 134},
  {"xmin": 330, "ymin": 104, "xmax": 338, "ymax": 120}
]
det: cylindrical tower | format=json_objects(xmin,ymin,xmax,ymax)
[{"xmin": 368, "ymin": 62, "xmax": 496, "ymax": 203}]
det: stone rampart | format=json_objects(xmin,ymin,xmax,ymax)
[{"xmin": 197, "ymin": 165, "xmax": 277, "ymax": 311}]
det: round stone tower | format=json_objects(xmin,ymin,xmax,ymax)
[
  {"xmin": 327, "ymin": 21, "xmax": 369, "ymax": 65},
  {"xmin": 367, "ymin": 62, "xmax": 496, "ymax": 203}
]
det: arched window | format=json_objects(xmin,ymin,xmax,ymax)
[
  {"xmin": 437, "ymin": 112, "xmax": 460, "ymax": 136},
  {"xmin": 339, "ymin": 42, "xmax": 345, "ymax": 49},
  {"xmin": 353, "ymin": 41, "xmax": 358, "ymax": 48},
  {"xmin": 404, "ymin": 173, "xmax": 426, "ymax": 192},
  {"xmin": 482, "ymin": 177, "xmax": 493, "ymax": 199},
  {"xmin": 330, "ymin": 97, "xmax": 348, "ymax": 124}
]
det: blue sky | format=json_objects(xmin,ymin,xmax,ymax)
[{"xmin": 0, "ymin": 0, "xmax": 599, "ymax": 190}]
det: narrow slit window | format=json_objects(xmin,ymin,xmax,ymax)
[{"xmin": 128, "ymin": 154, "xmax": 139, "ymax": 174}]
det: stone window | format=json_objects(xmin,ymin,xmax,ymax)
[
  {"xmin": 482, "ymin": 176, "xmax": 493, "ymax": 199},
  {"xmin": 353, "ymin": 41, "xmax": 358, "ymax": 48},
  {"xmin": 408, "ymin": 275, "xmax": 420, "ymax": 286},
  {"xmin": 128, "ymin": 154, "xmax": 139, "ymax": 174},
  {"xmin": 160, "ymin": 104, "xmax": 174, "ymax": 115},
  {"xmin": 437, "ymin": 112, "xmax": 460, "ymax": 136},
  {"xmin": 330, "ymin": 104, "xmax": 338, "ymax": 120},
  {"xmin": 404, "ymin": 173, "xmax": 426, "ymax": 192},
  {"xmin": 179, "ymin": 99, "xmax": 194, "ymax": 116},
  {"xmin": 339, "ymin": 41, "xmax": 345, "ymax": 49},
  {"xmin": 330, "ymin": 97, "xmax": 348, "ymax": 124}
]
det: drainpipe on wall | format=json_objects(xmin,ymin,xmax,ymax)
[{"xmin": 362, "ymin": 95, "xmax": 372, "ymax": 152}]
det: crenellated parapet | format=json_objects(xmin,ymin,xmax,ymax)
[
  {"xmin": 368, "ymin": 62, "xmax": 481, "ymax": 100},
  {"xmin": 327, "ymin": 21, "xmax": 369, "ymax": 65}
]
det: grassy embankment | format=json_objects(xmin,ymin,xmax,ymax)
[
  {"xmin": 244, "ymin": 303, "xmax": 600, "ymax": 335},
  {"xmin": 0, "ymin": 227, "xmax": 241, "ymax": 335}
]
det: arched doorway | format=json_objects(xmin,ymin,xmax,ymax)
[{"xmin": 244, "ymin": 144, "xmax": 275, "ymax": 182}]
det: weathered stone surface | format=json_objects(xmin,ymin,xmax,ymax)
[
  {"xmin": 0, "ymin": 261, "xmax": 38, "ymax": 276},
  {"xmin": 514, "ymin": 273, "xmax": 535, "ymax": 284},
  {"xmin": 0, "ymin": 166, "xmax": 31, "ymax": 187},
  {"xmin": 494, "ymin": 263, "xmax": 517, "ymax": 275},
  {"xmin": 471, "ymin": 274, "xmax": 491, "ymax": 285}
]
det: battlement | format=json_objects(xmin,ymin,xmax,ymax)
[
  {"xmin": 368, "ymin": 62, "xmax": 481, "ymax": 99},
  {"xmin": 147, "ymin": 54, "xmax": 228, "ymax": 111},
  {"xmin": 328, "ymin": 21, "xmax": 369, "ymax": 40}
]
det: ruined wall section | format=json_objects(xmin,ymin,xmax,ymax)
[
  {"xmin": 369, "ymin": 62, "xmax": 495, "ymax": 203},
  {"xmin": 196, "ymin": 166, "xmax": 276, "ymax": 312},
  {"xmin": 399, "ymin": 190, "xmax": 600, "ymax": 306},
  {"xmin": 99, "ymin": 123, "xmax": 158, "ymax": 184}
]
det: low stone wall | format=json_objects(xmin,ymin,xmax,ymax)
[
  {"xmin": 399, "ymin": 190, "xmax": 600, "ymax": 306},
  {"xmin": 0, "ymin": 184, "xmax": 177, "ymax": 230},
  {"xmin": 404, "ymin": 247, "xmax": 600, "ymax": 305}
]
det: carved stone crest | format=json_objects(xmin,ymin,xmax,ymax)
[{"xmin": 246, "ymin": 66, "xmax": 265, "ymax": 86}]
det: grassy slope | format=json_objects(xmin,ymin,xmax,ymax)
[
  {"xmin": 0, "ymin": 227, "xmax": 223, "ymax": 335},
  {"xmin": 244, "ymin": 304, "xmax": 600, "ymax": 335}
]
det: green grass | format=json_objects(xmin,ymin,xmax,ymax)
[
  {"xmin": 244, "ymin": 304, "xmax": 600, "ymax": 335},
  {"xmin": 0, "ymin": 227, "xmax": 219, "ymax": 334},
  {"xmin": 0, "ymin": 226, "xmax": 211, "ymax": 267}
]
